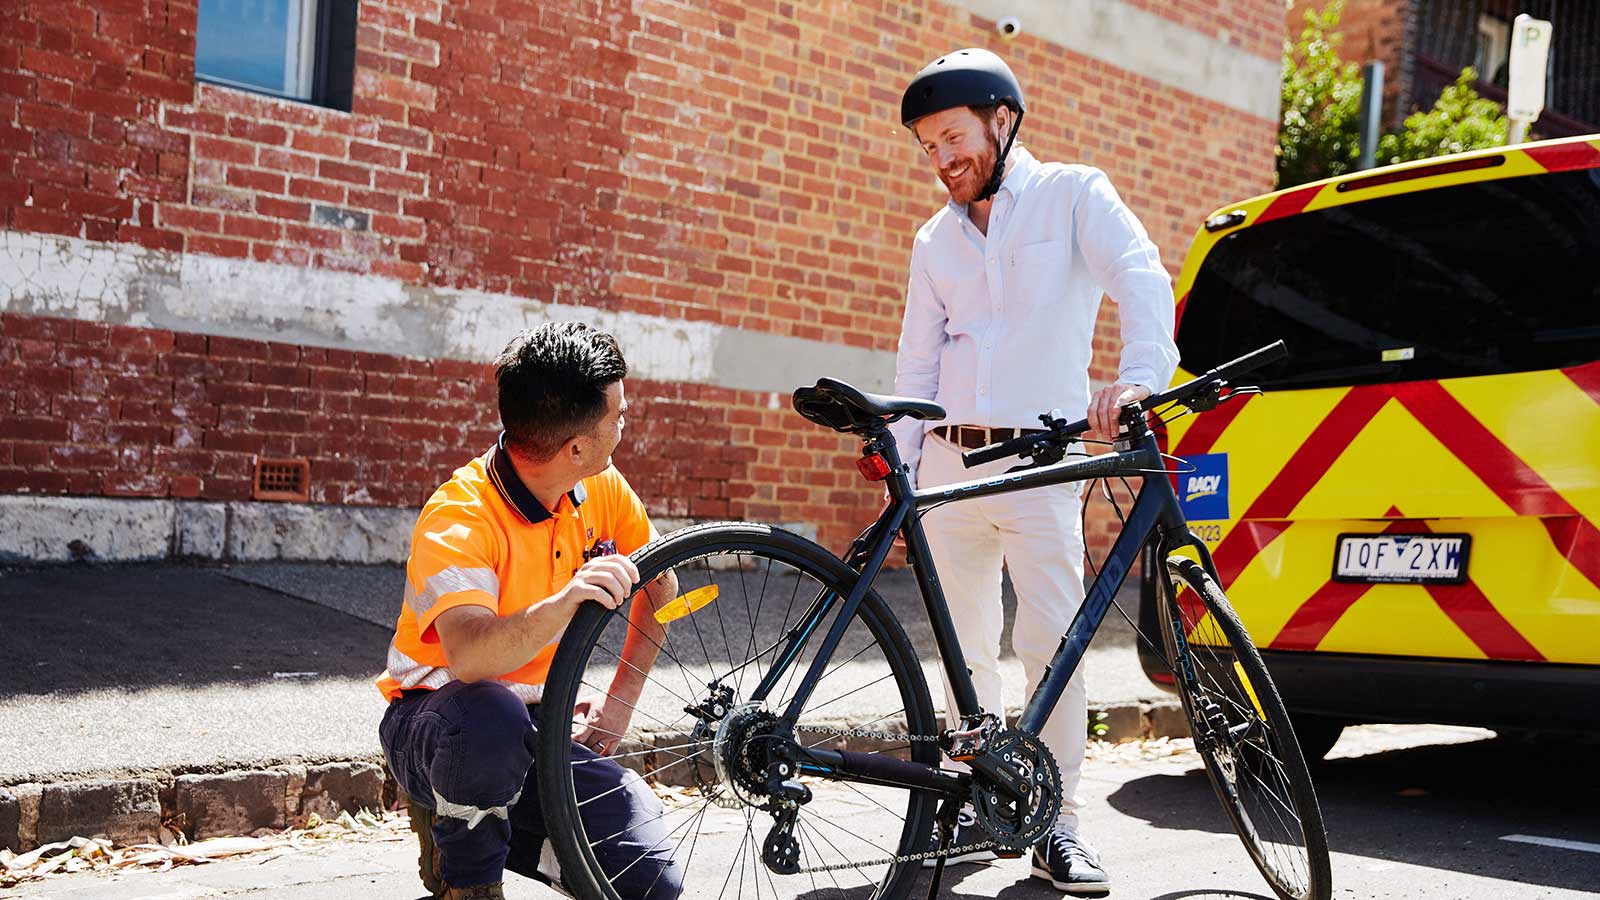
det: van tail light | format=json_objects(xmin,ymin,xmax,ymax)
[{"xmin": 856, "ymin": 453, "xmax": 891, "ymax": 481}]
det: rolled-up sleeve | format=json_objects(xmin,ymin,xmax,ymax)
[
  {"xmin": 1073, "ymin": 169, "xmax": 1180, "ymax": 394},
  {"xmin": 889, "ymin": 238, "xmax": 946, "ymax": 487}
]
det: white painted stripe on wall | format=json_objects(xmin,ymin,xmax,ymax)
[
  {"xmin": 0, "ymin": 494, "xmax": 811, "ymax": 563},
  {"xmin": 940, "ymin": 0, "xmax": 1282, "ymax": 121},
  {"xmin": 0, "ymin": 231, "xmax": 896, "ymax": 396}
]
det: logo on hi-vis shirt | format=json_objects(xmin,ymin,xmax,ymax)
[
  {"xmin": 584, "ymin": 538, "xmax": 618, "ymax": 561},
  {"xmin": 1179, "ymin": 453, "xmax": 1229, "ymax": 521}
]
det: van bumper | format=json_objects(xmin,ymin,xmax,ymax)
[{"xmin": 1257, "ymin": 650, "xmax": 1600, "ymax": 733}]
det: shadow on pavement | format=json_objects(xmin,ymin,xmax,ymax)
[
  {"xmin": 1104, "ymin": 734, "xmax": 1600, "ymax": 895},
  {"xmin": 0, "ymin": 562, "xmax": 394, "ymax": 698}
]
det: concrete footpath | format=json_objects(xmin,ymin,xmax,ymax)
[{"xmin": 0, "ymin": 560, "xmax": 1182, "ymax": 853}]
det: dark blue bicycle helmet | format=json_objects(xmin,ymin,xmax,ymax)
[{"xmin": 901, "ymin": 48, "xmax": 1026, "ymax": 202}]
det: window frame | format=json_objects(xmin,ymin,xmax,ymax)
[{"xmin": 194, "ymin": 0, "xmax": 358, "ymax": 113}]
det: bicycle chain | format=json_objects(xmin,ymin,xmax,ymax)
[
  {"xmin": 790, "ymin": 837, "xmax": 1002, "ymax": 874},
  {"xmin": 784, "ymin": 724, "xmax": 1003, "ymax": 873},
  {"xmin": 791, "ymin": 724, "xmax": 944, "ymax": 743}
]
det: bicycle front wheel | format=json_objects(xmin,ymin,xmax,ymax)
[
  {"xmin": 538, "ymin": 522, "xmax": 939, "ymax": 900},
  {"xmin": 1160, "ymin": 556, "xmax": 1332, "ymax": 900}
]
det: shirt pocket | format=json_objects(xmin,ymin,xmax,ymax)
[{"xmin": 1010, "ymin": 238, "xmax": 1070, "ymax": 316}]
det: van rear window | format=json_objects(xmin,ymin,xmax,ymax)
[{"xmin": 1177, "ymin": 167, "xmax": 1600, "ymax": 390}]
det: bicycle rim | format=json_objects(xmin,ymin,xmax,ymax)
[
  {"xmin": 538, "ymin": 523, "xmax": 939, "ymax": 900},
  {"xmin": 1163, "ymin": 557, "xmax": 1332, "ymax": 900}
]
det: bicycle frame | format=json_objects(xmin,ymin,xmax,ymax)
[{"xmin": 745, "ymin": 410, "xmax": 1220, "ymax": 787}]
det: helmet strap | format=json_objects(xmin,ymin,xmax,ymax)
[{"xmin": 974, "ymin": 111, "xmax": 1023, "ymax": 203}]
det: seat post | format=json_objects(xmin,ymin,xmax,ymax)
[{"xmin": 865, "ymin": 428, "xmax": 913, "ymax": 502}]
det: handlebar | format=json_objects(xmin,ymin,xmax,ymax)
[{"xmin": 960, "ymin": 341, "xmax": 1288, "ymax": 468}]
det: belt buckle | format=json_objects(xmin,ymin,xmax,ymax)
[{"xmin": 960, "ymin": 425, "xmax": 987, "ymax": 449}]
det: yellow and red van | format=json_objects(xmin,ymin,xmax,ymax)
[{"xmin": 1138, "ymin": 135, "xmax": 1600, "ymax": 757}]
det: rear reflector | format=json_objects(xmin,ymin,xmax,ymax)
[{"xmin": 856, "ymin": 454, "xmax": 891, "ymax": 481}]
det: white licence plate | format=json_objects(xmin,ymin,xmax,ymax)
[{"xmin": 1333, "ymin": 533, "xmax": 1470, "ymax": 584}]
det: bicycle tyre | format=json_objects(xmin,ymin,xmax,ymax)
[
  {"xmin": 538, "ymin": 522, "xmax": 940, "ymax": 900},
  {"xmin": 1161, "ymin": 556, "xmax": 1332, "ymax": 900}
]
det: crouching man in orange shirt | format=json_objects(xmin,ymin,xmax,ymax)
[{"xmin": 376, "ymin": 322, "xmax": 681, "ymax": 900}]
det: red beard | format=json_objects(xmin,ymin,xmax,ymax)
[{"xmin": 939, "ymin": 132, "xmax": 1000, "ymax": 204}]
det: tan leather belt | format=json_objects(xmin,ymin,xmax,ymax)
[{"xmin": 929, "ymin": 424, "xmax": 1046, "ymax": 450}]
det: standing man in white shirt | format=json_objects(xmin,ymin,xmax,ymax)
[{"xmin": 889, "ymin": 48, "xmax": 1179, "ymax": 895}]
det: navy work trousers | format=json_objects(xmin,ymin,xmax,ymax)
[{"xmin": 379, "ymin": 681, "xmax": 682, "ymax": 898}]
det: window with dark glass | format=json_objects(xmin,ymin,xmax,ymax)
[
  {"xmin": 1178, "ymin": 167, "xmax": 1600, "ymax": 391},
  {"xmin": 195, "ymin": 0, "xmax": 358, "ymax": 112}
]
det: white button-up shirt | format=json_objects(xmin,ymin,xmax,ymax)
[{"xmin": 889, "ymin": 146, "xmax": 1180, "ymax": 484}]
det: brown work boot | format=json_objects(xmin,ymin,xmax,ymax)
[
  {"xmin": 407, "ymin": 798, "xmax": 443, "ymax": 897},
  {"xmin": 442, "ymin": 885, "xmax": 505, "ymax": 900}
]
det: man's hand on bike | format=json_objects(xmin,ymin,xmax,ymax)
[
  {"xmin": 571, "ymin": 693, "xmax": 632, "ymax": 757},
  {"xmin": 558, "ymin": 554, "xmax": 639, "ymax": 611},
  {"xmin": 1088, "ymin": 382, "xmax": 1151, "ymax": 441}
]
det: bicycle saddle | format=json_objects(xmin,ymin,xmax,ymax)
[{"xmin": 792, "ymin": 377, "xmax": 946, "ymax": 433}]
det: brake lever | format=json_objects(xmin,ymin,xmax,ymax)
[{"xmin": 1185, "ymin": 381, "xmax": 1239, "ymax": 412}]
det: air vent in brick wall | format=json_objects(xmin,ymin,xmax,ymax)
[{"xmin": 253, "ymin": 458, "xmax": 310, "ymax": 502}]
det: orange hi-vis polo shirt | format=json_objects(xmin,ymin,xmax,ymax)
[{"xmin": 375, "ymin": 436, "xmax": 654, "ymax": 704}]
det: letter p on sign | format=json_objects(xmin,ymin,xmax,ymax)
[{"xmin": 1508, "ymin": 14, "xmax": 1553, "ymax": 122}]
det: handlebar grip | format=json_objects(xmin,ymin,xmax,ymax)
[{"xmin": 1208, "ymin": 340, "xmax": 1287, "ymax": 381}]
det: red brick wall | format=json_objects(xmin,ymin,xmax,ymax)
[
  {"xmin": 0, "ymin": 310, "xmax": 842, "ymax": 531},
  {"xmin": 2, "ymin": 0, "xmax": 1283, "ymax": 555}
]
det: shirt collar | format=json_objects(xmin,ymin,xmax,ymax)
[
  {"xmin": 945, "ymin": 144, "xmax": 1039, "ymax": 220},
  {"xmin": 488, "ymin": 433, "xmax": 587, "ymax": 525}
]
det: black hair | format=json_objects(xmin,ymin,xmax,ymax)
[{"xmin": 494, "ymin": 322, "xmax": 627, "ymax": 461}]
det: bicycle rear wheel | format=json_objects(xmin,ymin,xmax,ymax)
[
  {"xmin": 1160, "ymin": 556, "xmax": 1332, "ymax": 900},
  {"xmin": 538, "ymin": 522, "xmax": 939, "ymax": 900}
]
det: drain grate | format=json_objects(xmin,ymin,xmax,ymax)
[{"xmin": 253, "ymin": 457, "xmax": 310, "ymax": 502}]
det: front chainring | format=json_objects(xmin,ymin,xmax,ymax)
[{"xmin": 968, "ymin": 729, "xmax": 1061, "ymax": 853}]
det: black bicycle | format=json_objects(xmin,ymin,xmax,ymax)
[{"xmin": 538, "ymin": 341, "xmax": 1331, "ymax": 900}]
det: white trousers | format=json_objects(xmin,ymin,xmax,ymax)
[{"xmin": 917, "ymin": 433, "xmax": 1088, "ymax": 830}]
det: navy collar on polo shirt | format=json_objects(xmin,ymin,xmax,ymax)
[{"xmin": 488, "ymin": 433, "xmax": 587, "ymax": 525}]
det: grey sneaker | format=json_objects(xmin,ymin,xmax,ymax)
[
  {"xmin": 921, "ymin": 806, "xmax": 999, "ymax": 868},
  {"xmin": 1031, "ymin": 828, "xmax": 1110, "ymax": 894}
]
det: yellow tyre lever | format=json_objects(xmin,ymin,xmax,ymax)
[{"xmin": 653, "ymin": 585, "xmax": 719, "ymax": 624}]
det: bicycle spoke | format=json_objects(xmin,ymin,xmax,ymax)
[
  {"xmin": 780, "ymin": 636, "xmax": 882, "ymax": 711},
  {"xmin": 589, "ymin": 639, "xmax": 696, "ymax": 709},
  {"xmin": 796, "ymin": 817, "xmax": 849, "ymax": 900},
  {"xmin": 603, "ymin": 794, "xmax": 710, "ymax": 887},
  {"xmin": 825, "ymin": 777, "xmax": 909, "ymax": 825},
  {"xmin": 577, "ymin": 679, "xmax": 689, "ymax": 735},
  {"xmin": 701, "ymin": 557, "xmax": 740, "ymax": 686},
  {"xmin": 733, "ymin": 553, "xmax": 757, "ymax": 696},
  {"xmin": 577, "ymin": 752, "xmax": 697, "ymax": 809},
  {"xmin": 715, "ymin": 808, "xmax": 751, "ymax": 900},
  {"xmin": 760, "ymin": 567, "xmax": 808, "ymax": 689},
  {"xmin": 570, "ymin": 739, "xmax": 703, "ymax": 766},
  {"xmin": 801, "ymin": 671, "xmax": 896, "ymax": 718},
  {"xmin": 798, "ymin": 810, "xmax": 878, "ymax": 888},
  {"xmin": 673, "ymin": 796, "xmax": 722, "ymax": 879}
]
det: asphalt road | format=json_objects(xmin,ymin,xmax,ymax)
[
  {"xmin": 7, "ymin": 725, "xmax": 1598, "ymax": 900},
  {"xmin": 1, "ymin": 561, "xmax": 1159, "ymax": 784}
]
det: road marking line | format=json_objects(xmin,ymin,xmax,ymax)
[{"xmin": 1500, "ymin": 834, "xmax": 1600, "ymax": 854}]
